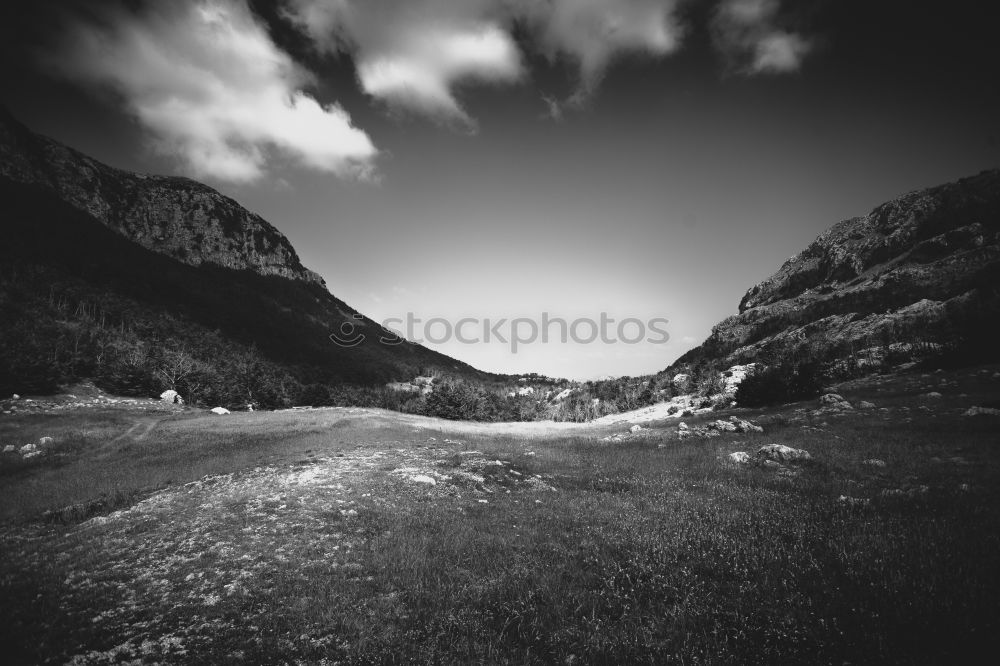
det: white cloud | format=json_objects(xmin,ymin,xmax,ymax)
[
  {"xmin": 712, "ymin": 0, "xmax": 813, "ymax": 74},
  {"xmin": 284, "ymin": 0, "xmax": 684, "ymax": 120},
  {"xmin": 47, "ymin": 0, "xmax": 378, "ymax": 183},
  {"xmin": 509, "ymin": 0, "xmax": 683, "ymax": 97}
]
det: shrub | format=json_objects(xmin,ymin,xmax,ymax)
[{"xmin": 734, "ymin": 362, "xmax": 823, "ymax": 407}]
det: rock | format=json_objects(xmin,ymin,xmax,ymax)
[
  {"xmin": 708, "ymin": 419, "xmax": 739, "ymax": 432},
  {"xmin": 923, "ymin": 391, "xmax": 943, "ymax": 399},
  {"xmin": 858, "ymin": 401, "xmax": 876, "ymax": 409},
  {"xmin": 210, "ymin": 407, "xmax": 230, "ymax": 415},
  {"xmin": 386, "ymin": 382, "xmax": 420, "ymax": 393},
  {"xmin": 820, "ymin": 393, "xmax": 853, "ymax": 410},
  {"xmin": 729, "ymin": 416, "xmax": 764, "ymax": 433},
  {"xmin": 863, "ymin": 458, "xmax": 887, "ymax": 468},
  {"xmin": 409, "ymin": 475, "xmax": 436, "ymax": 486},
  {"xmin": 629, "ymin": 425, "xmax": 643, "ymax": 434},
  {"xmin": 38, "ymin": 436, "xmax": 54, "ymax": 445},
  {"xmin": 19, "ymin": 443, "xmax": 37, "ymax": 454},
  {"xmin": 964, "ymin": 406, "xmax": 1000, "ymax": 416},
  {"xmin": 2, "ymin": 445, "xmax": 15, "ymax": 453},
  {"xmin": 671, "ymin": 373, "xmax": 690, "ymax": 387},
  {"xmin": 11, "ymin": 394, "xmax": 19, "ymax": 400},
  {"xmin": 756, "ymin": 444, "xmax": 812, "ymax": 463},
  {"xmin": 159, "ymin": 389, "xmax": 182, "ymax": 404},
  {"xmin": 678, "ymin": 422, "xmax": 689, "ymax": 430},
  {"xmin": 22, "ymin": 450, "xmax": 43, "ymax": 460},
  {"xmin": 727, "ymin": 451, "xmax": 751, "ymax": 464},
  {"xmin": 838, "ymin": 495, "xmax": 869, "ymax": 506}
]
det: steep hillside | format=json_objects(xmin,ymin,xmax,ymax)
[
  {"xmin": 672, "ymin": 170, "xmax": 1000, "ymax": 373},
  {"xmin": 0, "ymin": 114, "xmax": 489, "ymax": 405},
  {"xmin": 0, "ymin": 107, "xmax": 322, "ymax": 284}
]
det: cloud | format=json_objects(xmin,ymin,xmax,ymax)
[
  {"xmin": 712, "ymin": 0, "xmax": 812, "ymax": 74},
  {"xmin": 284, "ymin": 0, "xmax": 522, "ymax": 128},
  {"xmin": 283, "ymin": 0, "xmax": 684, "ymax": 121},
  {"xmin": 45, "ymin": 0, "xmax": 378, "ymax": 183},
  {"xmin": 509, "ymin": 0, "xmax": 684, "ymax": 98}
]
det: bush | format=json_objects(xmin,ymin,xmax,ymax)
[{"xmin": 734, "ymin": 363, "xmax": 823, "ymax": 407}]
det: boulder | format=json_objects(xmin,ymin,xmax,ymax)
[
  {"xmin": 756, "ymin": 444, "xmax": 812, "ymax": 463},
  {"xmin": 11, "ymin": 394, "xmax": 19, "ymax": 400},
  {"xmin": 708, "ymin": 419, "xmax": 739, "ymax": 432},
  {"xmin": 2, "ymin": 445, "xmax": 15, "ymax": 453},
  {"xmin": 729, "ymin": 416, "xmax": 764, "ymax": 433},
  {"xmin": 858, "ymin": 401, "xmax": 876, "ymax": 409},
  {"xmin": 629, "ymin": 424, "xmax": 643, "ymax": 434},
  {"xmin": 923, "ymin": 391, "xmax": 943, "ymax": 399},
  {"xmin": 820, "ymin": 393, "xmax": 846, "ymax": 405},
  {"xmin": 820, "ymin": 393, "xmax": 853, "ymax": 410},
  {"xmin": 409, "ymin": 474, "xmax": 437, "ymax": 486},
  {"xmin": 964, "ymin": 406, "xmax": 1000, "ymax": 416},
  {"xmin": 19, "ymin": 442, "xmax": 37, "ymax": 454},
  {"xmin": 863, "ymin": 458, "xmax": 887, "ymax": 467},
  {"xmin": 210, "ymin": 407, "xmax": 230, "ymax": 415},
  {"xmin": 160, "ymin": 389, "xmax": 181, "ymax": 404},
  {"xmin": 39, "ymin": 436, "xmax": 54, "ymax": 445},
  {"xmin": 727, "ymin": 451, "xmax": 751, "ymax": 464}
]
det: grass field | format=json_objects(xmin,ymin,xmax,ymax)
[{"xmin": 1, "ymin": 367, "xmax": 999, "ymax": 664}]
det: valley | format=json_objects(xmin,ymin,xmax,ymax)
[{"xmin": 2, "ymin": 365, "xmax": 998, "ymax": 664}]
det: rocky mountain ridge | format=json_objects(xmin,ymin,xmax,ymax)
[
  {"xmin": 672, "ymin": 169, "xmax": 1000, "ymax": 372},
  {"xmin": 0, "ymin": 108, "xmax": 324, "ymax": 286}
]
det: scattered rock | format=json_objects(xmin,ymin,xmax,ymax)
[
  {"xmin": 756, "ymin": 444, "xmax": 812, "ymax": 463},
  {"xmin": 863, "ymin": 458, "xmax": 887, "ymax": 468},
  {"xmin": 727, "ymin": 451, "xmax": 751, "ymax": 464},
  {"xmin": 210, "ymin": 407, "xmax": 230, "ymax": 415},
  {"xmin": 964, "ymin": 406, "xmax": 1000, "ymax": 417}
]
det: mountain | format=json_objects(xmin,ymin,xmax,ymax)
[
  {"xmin": 0, "ymin": 107, "xmax": 323, "ymax": 285},
  {"xmin": 0, "ymin": 110, "xmax": 490, "ymax": 405},
  {"xmin": 670, "ymin": 170, "xmax": 1000, "ymax": 375}
]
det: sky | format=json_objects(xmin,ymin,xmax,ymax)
[{"xmin": 1, "ymin": 0, "xmax": 998, "ymax": 380}]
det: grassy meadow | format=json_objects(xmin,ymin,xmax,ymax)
[{"xmin": 1, "ymin": 367, "xmax": 999, "ymax": 664}]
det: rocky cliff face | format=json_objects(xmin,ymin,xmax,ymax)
[
  {"xmin": 674, "ymin": 170, "xmax": 1000, "ymax": 370},
  {"xmin": 0, "ymin": 109, "xmax": 325, "ymax": 286}
]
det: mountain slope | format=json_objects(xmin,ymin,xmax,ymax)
[
  {"xmin": 671, "ymin": 170, "xmax": 1000, "ymax": 374},
  {"xmin": 0, "ymin": 112, "xmax": 490, "ymax": 404},
  {"xmin": 0, "ymin": 107, "xmax": 323, "ymax": 285}
]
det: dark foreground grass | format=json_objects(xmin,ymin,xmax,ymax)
[{"xmin": 1, "ymin": 381, "xmax": 1000, "ymax": 664}]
